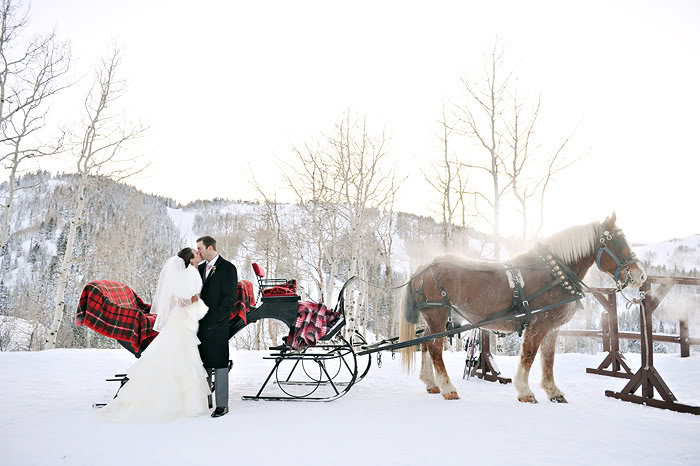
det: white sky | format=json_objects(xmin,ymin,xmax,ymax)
[{"xmin": 22, "ymin": 0, "xmax": 700, "ymax": 244}]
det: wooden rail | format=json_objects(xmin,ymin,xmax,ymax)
[
  {"xmin": 559, "ymin": 274, "xmax": 699, "ymax": 358},
  {"xmin": 648, "ymin": 275, "xmax": 700, "ymax": 286},
  {"xmin": 559, "ymin": 328, "xmax": 700, "ymax": 346}
]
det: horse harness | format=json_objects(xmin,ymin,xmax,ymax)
[
  {"xmin": 596, "ymin": 228, "xmax": 641, "ymax": 287},
  {"xmin": 412, "ymin": 247, "xmax": 586, "ymax": 336}
]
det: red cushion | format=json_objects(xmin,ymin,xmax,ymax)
[
  {"xmin": 261, "ymin": 285, "xmax": 297, "ymax": 297},
  {"xmin": 252, "ymin": 263, "xmax": 265, "ymax": 278}
]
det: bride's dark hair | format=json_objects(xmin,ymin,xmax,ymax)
[{"xmin": 177, "ymin": 248, "xmax": 195, "ymax": 268}]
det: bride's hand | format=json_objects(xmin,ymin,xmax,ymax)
[{"xmin": 191, "ymin": 294, "xmax": 199, "ymax": 303}]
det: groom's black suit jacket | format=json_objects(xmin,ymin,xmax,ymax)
[{"xmin": 197, "ymin": 256, "xmax": 237, "ymax": 368}]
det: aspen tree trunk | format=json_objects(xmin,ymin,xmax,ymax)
[
  {"xmin": 326, "ymin": 255, "xmax": 338, "ymax": 306},
  {"xmin": 45, "ymin": 172, "xmax": 87, "ymax": 349},
  {"xmin": 360, "ymin": 260, "xmax": 369, "ymax": 334},
  {"xmin": 0, "ymin": 156, "xmax": 17, "ymax": 249},
  {"xmin": 347, "ymin": 215, "xmax": 363, "ymax": 335},
  {"xmin": 371, "ymin": 269, "xmax": 379, "ymax": 341}
]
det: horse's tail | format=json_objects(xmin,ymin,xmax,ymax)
[{"xmin": 399, "ymin": 279, "xmax": 419, "ymax": 373}]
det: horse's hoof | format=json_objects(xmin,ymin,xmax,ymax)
[
  {"xmin": 426, "ymin": 387, "xmax": 441, "ymax": 394},
  {"xmin": 518, "ymin": 394, "xmax": 538, "ymax": 403},
  {"xmin": 550, "ymin": 395, "xmax": 568, "ymax": 403},
  {"xmin": 443, "ymin": 392, "xmax": 460, "ymax": 400}
]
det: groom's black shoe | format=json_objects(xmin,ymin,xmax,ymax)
[{"xmin": 211, "ymin": 407, "xmax": 229, "ymax": 418}]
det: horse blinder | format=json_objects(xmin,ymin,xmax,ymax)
[{"xmin": 595, "ymin": 229, "xmax": 640, "ymax": 289}]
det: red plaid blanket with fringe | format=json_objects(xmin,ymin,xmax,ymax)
[
  {"xmin": 76, "ymin": 280, "xmax": 256, "ymax": 352},
  {"xmin": 233, "ymin": 280, "xmax": 255, "ymax": 324},
  {"xmin": 288, "ymin": 301, "xmax": 340, "ymax": 350},
  {"xmin": 75, "ymin": 280, "xmax": 157, "ymax": 352}
]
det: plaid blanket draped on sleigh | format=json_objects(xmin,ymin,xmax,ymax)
[
  {"xmin": 287, "ymin": 302, "xmax": 341, "ymax": 351},
  {"xmin": 75, "ymin": 280, "xmax": 256, "ymax": 353},
  {"xmin": 75, "ymin": 280, "xmax": 157, "ymax": 352}
]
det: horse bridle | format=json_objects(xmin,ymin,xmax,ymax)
[{"xmin": 595, "ymin": 227, "xmax": 641, "ymax": 289}]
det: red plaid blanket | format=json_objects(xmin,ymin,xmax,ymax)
[
  {"xmin": 287, "ymin": 301, "xmax": 341, "ymax": 351},
  {"xmin": 233, "ymin": 280, "xmax": 255, "ymax": 324},
  {"xmin": 76, "ymin": 280, "xmax": 256, "ymax": 352},
  {"xmin": 75, "ymin": 280, "xmax": 157, "ymax": 352}
]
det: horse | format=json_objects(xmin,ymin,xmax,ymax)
[{"xmin": 398, "ymin": 212, "xmax": 647, "ymax": 403}]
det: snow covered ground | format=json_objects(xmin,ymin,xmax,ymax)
[{"xmin": 1, "ymin": 349, "xmax": 699, "ymax": 466}]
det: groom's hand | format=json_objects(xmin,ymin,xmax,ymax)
[{"xmin": 191, "ymin": 295, "xmax": 199, "ymax": 303}]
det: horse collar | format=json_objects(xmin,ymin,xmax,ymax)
[{"xmin": 536, "ymin": 247, "xmax": 585, "ymax": 297}]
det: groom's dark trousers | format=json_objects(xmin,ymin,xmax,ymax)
[
  {"xmin": 206, "ymin": 367, "xmax": 228, "ymax": 408},
  {"xmin": 197, "ymin": 256, "xmax": 237, "ymax": 409}
]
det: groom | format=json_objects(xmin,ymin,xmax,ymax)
[{"xmin": 196, "ymin": 235, "xmax": 237, "ymax": 418}]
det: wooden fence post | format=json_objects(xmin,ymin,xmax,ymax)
[
  {"xmin": 605, "ymin": 279, "xmax": 700, "ymax": 415},
  {"xmin": 601, "ymin": 312, "xmax": 610, "ymax": 353},
  {"xmin": 680, "ymin": 318, "xmax": 690, "ymax": 358},
  {"xmin": 470, "ymin": 330, "xmax": 511, "ymax": 384},
  {"xmin": 586, "ymin": 291, "xmax": 633, "ymax": 378}
]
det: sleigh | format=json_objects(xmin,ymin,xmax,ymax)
[{"xmin": 77, "ymin": 263, "xmax": 368, "ymax": 403}]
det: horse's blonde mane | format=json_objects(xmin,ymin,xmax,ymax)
[
  {"xmin": 541, "ymin": 222, "xmax": 600, "ymax": 265},
  {"xmin": 420, "ymin": 222, "xmax": 602, "ymax": 270}
]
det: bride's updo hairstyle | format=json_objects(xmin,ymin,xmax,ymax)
[{"xmin": 177, "ymin": 248, "xmax": 195, "ymax": 268}]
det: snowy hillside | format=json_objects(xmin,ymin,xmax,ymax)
[
  {"xmin": 1, "ymin": 349, "xmax": 699, "ymax": 466},
  {"xmin": 636, "ymin": 234, "xmax": 700, "ymax": 274},
  {"xmin": 1, "ymin": 172, "xmax": 467, "ymax": 351},
  {"xmin": 1, "ymin": 172, "xmax": 698, "ymax": 354}
]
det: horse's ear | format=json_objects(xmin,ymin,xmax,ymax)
[{"xmin": 602, "ymin": 211, "xmax": 617, "ymax": 229}]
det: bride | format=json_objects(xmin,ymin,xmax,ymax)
[{"xmin": 99, "ymin": 248, "xmax": 211, "ymax": 422}]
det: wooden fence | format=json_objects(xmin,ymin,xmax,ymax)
[
  {"xmin": 559, "ymin": 275, "xmax": 700, "ymax": 414},
  {"xmin": 559, "ymin": 275, "xmax": 699, "ymax": 361}
]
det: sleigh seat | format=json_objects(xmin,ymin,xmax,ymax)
[{"xmin": 251, "ymin": 262, "xmax": 298, "ymax": 299}]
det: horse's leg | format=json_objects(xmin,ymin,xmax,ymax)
[
  {"xmin": 424, "ymin": 310, "xmax": 459, "ymax": 400},
  {"xmin": 514, "ymin": 323, "xmax": 550, "ymax": 403},
  {"xmin": 419, "ymin": 342, "xmax": 440, "ymax": 394},
  {"xmin": 540, "ymin": 328, "xmax": 567, "ymax": 403},
  {"xmin": 426, "ymin": 340, "xmax": 459, "ymax": 400}
]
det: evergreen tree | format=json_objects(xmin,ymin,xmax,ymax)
[
  {"xmin": 0, "ymin": 280, "xmax": 9, "ymax": 315},
  {"xmin": 56, "ymin": 226, "xmax": 68, "ymax": 258}
]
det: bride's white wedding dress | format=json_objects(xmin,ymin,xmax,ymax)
[{"xmin": 99, "ymin": 259, "xmax": 211, "ymax": 423}]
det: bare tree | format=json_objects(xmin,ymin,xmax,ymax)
[
  {"xmin": 376, "ymin": 176, "xmax": 399, "ymax": 338},
  {"xmin": 456, "ymin": 42, "xmax": 512, "ymax": 258},
  {"xmin": 283, "ymin": 110, "xmax": 394, "ymax": 336},
  {"xmin": 503, "ymin": 88, "xmax": 541, "ymax": 240},
  {"xmin": 534, "ymin": 130, "xmax": 581, "ymax": 238},
  {"xmin": 250, "ymin": 185, "xmax": 290, "ymax": 349},
  {"xmin": 0, "ymin": 0, "xmax": 70, "ymax": 250},
  {"xmin": 457, "ymin": 42, "xmax": 582, "ymax": 250},
  {"xmin": 424, "ymin": 102, "xmax": 462, "ymax": 250},
  {"xmin": 45, "ymin": 49, "xmax": 145, "ymax": 349},
  {"xmin": 281, "ymin": 142, "xmax": 339, "ymax": 302},
  {"xmin": 330, "ymin": 111, "xmax": 394, "ymax": 335}
]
